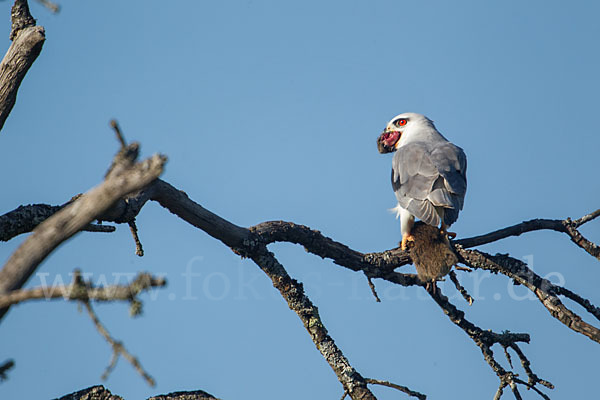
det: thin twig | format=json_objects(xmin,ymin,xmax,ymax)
[
  {"xmin": 339, "ymin": 389, "xmax": 349, "ymax": 400},
  {"xmin": 128, "ymin": 219, "xmax": 144, "ymax": 257},
  {"xmin": 365, "ymin": 378, "xmax": 427, "ymax": 400},
  {"xmin": 502, "ymin": 344, "xmax": 513, "ymax": 369},
  {"xmin": 0, "ymin": 359, "xmax": 14, "ymax": 381},
  {"xmin": 365, "ymin": 274, "xmax": 381, "ymax": 302},
  {"xmin": 509, "ymin": 343, "xmax": 553, "ymax": 389},
  {"xmin": 573, "ymin": 208, "xmax": 600, "ymax": 227},
  {"xmin": 83, "ymin": 301, "xmax": 155, "ymax": 387},
  {"xmin": 448, "ymin": 270, "xmax": 473, "ymax": 305},
  {"xmin": 110, "ymin": 119, "xmax": 127, "ymax": 148},
  {"xmin": 513, "ymin": 377, "xmax": 552, "ymax": 400},
  {"xmin": 34, "ymin": 0, "xmax": 60, "ymax": 13},
  {"xmin": 101, "ymin": 348, "xmax": 120, "ymax": 382}
]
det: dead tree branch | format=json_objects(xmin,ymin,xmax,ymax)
[
  {"xmin": 83, "ymin": 301, "xmax": 156, "ymax": 387},
  {"xmin": 0, "ymin": 2, "xmax": 596, "ymax": 398},
  {"xmin": 6, "ymin": 173, "xmax": 599, "ymax": 397},
  {"xmin": 0, "ymin": 204, "xmax": 115, "ymax": 242},
  {"xmin": 364, "ymin": 378, "xmax": 426, "ymax": 400},
  {"xmin": 34, "ymin": 0, "xmax": 60, "ymax": 13},
  {"xmin": 55, "ymin": 385, "xmax": 223, "ymax": 400},
  {"xmin": 0, "ymin": 144, "xmax": 167, "ymax": 319},
  {"xmin": 455, "ymin": 210, "xmax": 600, "ymax": 261},
  {"xmin": 456, "ymin": 248, "xmax": 600, "ymax": 343},
  {"xmin": 245, "ymin": 244, "xmax": 378, "ymax": 400},
  {"xmin": 148, "ymin": 390, "xmax": 221, "ymax": 400},
  {"xmin": 448, "ymin": 270, "xmax": 473, "ymax": 305},
  {"xmin": 54, "ymin": 385, "xmax": 123, "ymax": 400},
  {"xmin": 427, "ymin": 286, "xmax": 552, "ymax": 398},
  {"xmin": 2, "ymin": 141, "xmax": 599, "ymax": 398},
  {"xmin": 0, "ymin": 270, "xmax": 166, "ymax": 310},
  {"xmin": 0, "ymin": 0, "xmax": 45, "ymax": 132}
]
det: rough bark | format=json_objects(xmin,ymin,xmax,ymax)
[
  {"xmin": 0, "ymin": 0, "xmax": 45, "ymax": 132},
  {"xmin": 54, "ymin": 385, "xmax": 123, "ymax": 400},
  {"xmin": 54, "ymin": 385, "xmax": 222, "ymax": 400},
  {"xmin": 0, "ymin": 204, "xmax": 114, "ymax": 241}
]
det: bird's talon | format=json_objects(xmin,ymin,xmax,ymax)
[{"xmin": 400, "ymin": 234, "xmax": 415, "ymax": 251}]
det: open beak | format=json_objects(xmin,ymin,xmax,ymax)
[{"xmin": 377, "ymin": 129, "xmax": 401, "ymax": 154}]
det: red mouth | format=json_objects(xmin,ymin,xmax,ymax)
[{"xmin": 377, "ymin": 131, "xmax": 400, "ymax": 153}]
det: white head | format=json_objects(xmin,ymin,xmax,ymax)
[{"xmin": 377, "ymin": 112, "xmax": 438, "ymax": 153}]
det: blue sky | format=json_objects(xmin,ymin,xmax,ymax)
[{"xmin": 1, "ymin": 0, "xmax": 599, "ymax": 399}]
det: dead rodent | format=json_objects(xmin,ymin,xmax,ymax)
[{"xmin": 407, "ymin": 221, "xmax": 458, "ymax": 284}]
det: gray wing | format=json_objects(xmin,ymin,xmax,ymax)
[{"xmin": 392, "ymin": 141, "xmax": 467, "ymax": 227}]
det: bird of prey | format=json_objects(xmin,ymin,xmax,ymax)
[{"xmin": 377, "ymin": 113, "xmax": 467, "ymax": 251}]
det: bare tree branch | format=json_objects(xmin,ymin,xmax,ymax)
[
  {"xmin": 128, "ymin": 219, "xmax": 144, "ymax": 257},
  {"xmin": 54, "ymin": 385, "xmax": 123, "ymax": 400},
  {"xmin": 448, "ymin": 270, "xmax": 473, "ymax": 305},
  {"xmin": 364, "ymin": 378, "xmax": 426, "ymax": 400},
  {"xmin": 245, "ymin": 244, "xmax": 378, "ymax": 400},
  {"xmin": 426, "ymin": 286, "xmax": 551, "ymax": 398},
  {"xmin": 0, "ymin": 144, "xmax": 167, "ymax": 319},
  {"xmin": 0, "ymin": 271, "xmax": 166, "ymax": 309},
  {"xmin": 574, "ymin": 209, "xmax": 600, "ymax": 227},
  {"xmin": 34, "ymin": 0, "xmax": 60, "ymax": 13},
  {"xmin": 508, "ymin": 343, "xmax": 553, "ymax": 390},
  {"xmin": 83, "ymin": 301, "xmax": 155, "ymax": 387},
  {"xmin": 3, "ymin": 145, "xmax": 599, "ymax": 398},
  {"xmin": 0, "ymin": 0, "xmax": 45, "ymax": 132},
  {"xmin": 0, "ymin": 204, "xmax": 115, "ymax": 241},
  {"xmin": 148, "ymin": 390, "xmax": 221, "ymax": 400},
  {"xmin": 457, "ymin": 248, "xmax": 600, "ymax": 344},
  {"xmin": 110, "ymin": 119, "xmax": 127, "ymax": 148},
  {"xmin": 54, "ymin": 385, "xmax": 224, "ymax": 400},
  {"xmin": 364, "ymin": 273, "xmax": 381, "ymax": 302},
  {"xmin": 149, "ymin": 179, "xmax": 250, "ymax": 249},
  {"xmin": 0, "ymin": 1, "xmax": 596, "ymax": 397},
  {"xmin": 455, "ymin": 210, "xmax": 600, "ymax": 261}
]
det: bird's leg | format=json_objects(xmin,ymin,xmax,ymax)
[
  {"xmin": 400, "ymin": 208, "xmax": 415, "ymax": 251},
  {"xmin": 400, "ymin": 232, "xmax": 415, "ymax": 251},
  {"xmin": 440, "ymin": 222, "xmax": 457, "ymax": 239}
]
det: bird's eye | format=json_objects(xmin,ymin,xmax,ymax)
[{"xmin": 395, "ymin": 118, "xmax": 407, "ymax": 127}]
